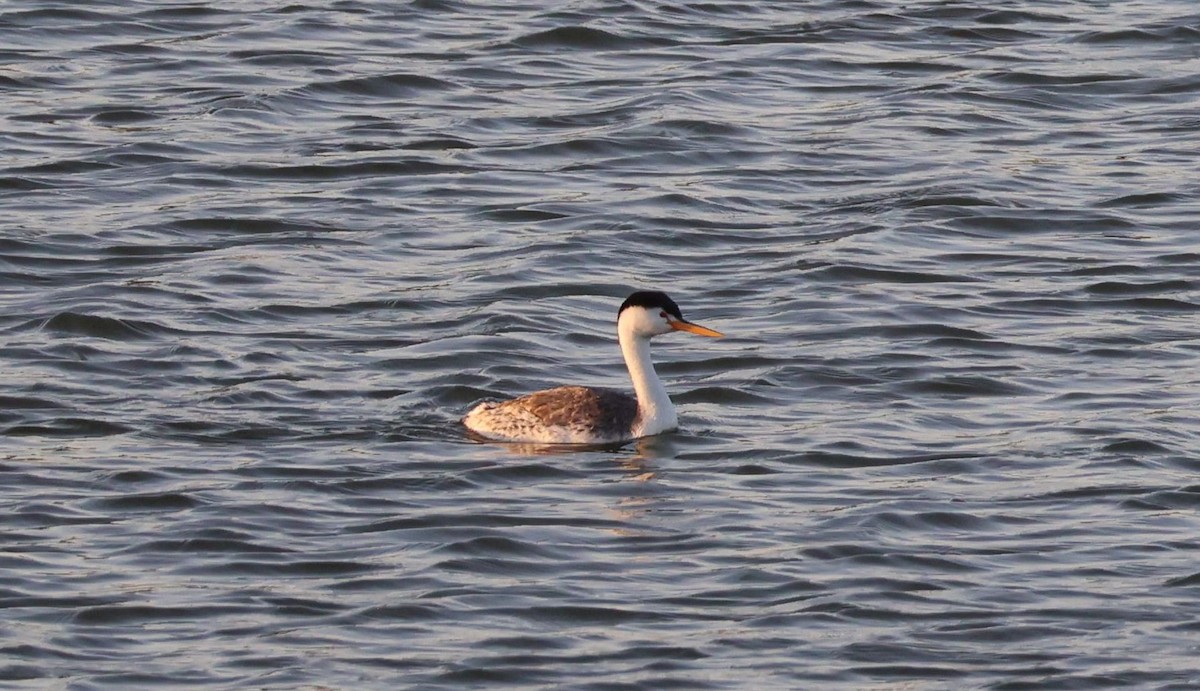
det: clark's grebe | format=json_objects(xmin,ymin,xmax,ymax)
[{"xmin": 463, "ymin": 291, "xmax": 723, "ymax": 444}]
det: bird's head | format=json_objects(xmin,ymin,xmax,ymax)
[{"xmin": 617, "ymin": 290, "xmax": 724, "ymax": 340}]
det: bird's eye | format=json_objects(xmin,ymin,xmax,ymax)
[{"xmin": 660, "ymin": 311, "xmax": 668, "ymax": 318}]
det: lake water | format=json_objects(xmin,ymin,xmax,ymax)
[{"xmin": 3, "ymin": 1, "xmax": 1200, "ymax": 688}]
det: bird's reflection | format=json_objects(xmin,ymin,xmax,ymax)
[
  {"xmin": 466, "ymin": 433, "xmax": 687, "ymax": 535},
  {"xmin": 472, "ymin": 433, "xmax": 678, "ymax": 481}
]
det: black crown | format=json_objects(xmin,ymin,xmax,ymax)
[{"xmin": 618, "ymin": 291, "xmax": 684, "ymax": 321}]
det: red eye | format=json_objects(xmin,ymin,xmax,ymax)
[{"xmin": 660, "ymin": 311, "xmax": 668, "ymax": 318}]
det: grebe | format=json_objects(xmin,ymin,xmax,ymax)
[{"xmin": 463, "ymin": 291, "xmax": 723, "ymax": 444}]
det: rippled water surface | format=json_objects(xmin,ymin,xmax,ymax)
[{"xmin": 4, "ymin": 1, "xmax": 1200, "ymax": 687}]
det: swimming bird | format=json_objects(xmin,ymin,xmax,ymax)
[{"xmin": 463, "ymin": 291, "xmax": 723, "ymax": 444}]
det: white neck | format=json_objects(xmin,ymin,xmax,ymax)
[{"xmin": 618, "ymin": 323, "xmax": 678, "ymax": 436}]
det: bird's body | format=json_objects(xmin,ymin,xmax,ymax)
[
  {"xmin": 463, "ymin": 291, "xmax": 722, "ymax": 444},
  {"xmin": 463, "ymin": 386, "xmax": 639, "ymax": 444}
]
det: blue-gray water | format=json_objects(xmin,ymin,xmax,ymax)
[{"xmin": 3, "ymin": 1, "xmax": 1200, "ymax": 688}]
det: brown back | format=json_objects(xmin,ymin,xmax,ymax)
[{"xmin": 513, "ymin": 386, "xmax": 638, "ymax": 434}]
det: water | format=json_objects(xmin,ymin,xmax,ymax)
[{"xmin": 3, "ymin": 1, "xmax": 1200, "ymax": 687}]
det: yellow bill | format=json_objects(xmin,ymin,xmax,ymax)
[{"xmin": 669, "ymin": 320, "xmax": 724, "ymax": 338}]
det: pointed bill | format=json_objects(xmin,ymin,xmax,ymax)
[{"xmin": 669, "ymin": 320, "xmax": 724, "ymax": 338}]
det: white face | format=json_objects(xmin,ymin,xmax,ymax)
[
  {"xmin": 619, "ymin": 305, "xmax": 678, "ymax": 338},
  {"xmin": 619, "ymin": 307, "xmax": 686, "ymax": 340}
]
